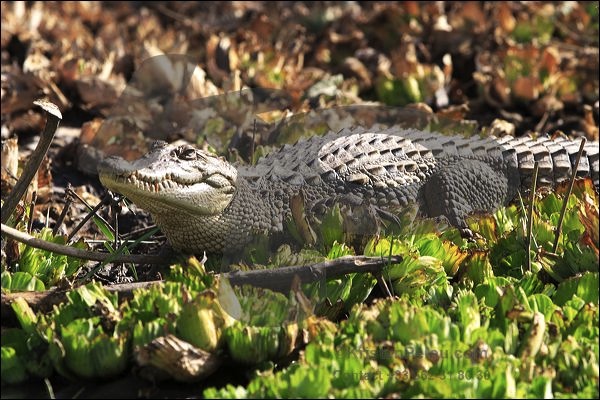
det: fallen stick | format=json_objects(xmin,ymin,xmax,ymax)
[
  {"xmin": 1, "ymin": 100, "xmax": 62, "ymax": 224},
  {"xmin": 1, "ymin": 254, "xmax": 401, "ymax": 324},
  {"xmin": 1, "ymin": 223, "xmax": 169, "ymax": 265}
]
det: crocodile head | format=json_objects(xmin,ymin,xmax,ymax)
[{"xmin": 98, "ymin": 141, "xmax": 237, "ymax": 218}]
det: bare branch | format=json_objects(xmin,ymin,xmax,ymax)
[
  {"xmin": 1, "ymin": 223, "xmax": 169, "ymax": 265},
  {"xmin": 1, "ymin": 100, "xmax": 62, "ymax": 224},
  {"xmin": 525, "ymin": 161, "xmax": 539, "ymax": 274},
  {"xmin": 223, "ymin": 254, "xmax": 402, "ymax": 292},
  {"xmin": 1, "ymin": 255, "xmax": 401, "ymax": 323},
  {"xmin": 552, "ymin": 138, "xmax": 587, "ymax": 253}
]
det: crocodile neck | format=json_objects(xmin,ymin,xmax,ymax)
[{"xmin": 150, "ymin": 176, "xmax": 276, "ymax": 253}]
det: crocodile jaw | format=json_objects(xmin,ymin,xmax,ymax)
[
  {"xmin": 99, "ymin": 172, "xmax": 234, "ymax": 216},
  {"xmin": 97, "ymin": 141, "xmax": 237, "ymax": 217}
]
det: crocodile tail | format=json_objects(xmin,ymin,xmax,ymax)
[{"xmin": 494, "ymin": 135, "xmax": 599, "ymax": 191}]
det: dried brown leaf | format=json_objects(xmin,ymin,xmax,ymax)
[
  {"xmin": 512, "ymin": 76, "xmax": 540, "ymax": 101},
  {"xmin": 79, "ymin": 119, "xmax": 105, "ymax": 146},
  {"xmin": 540, "ymin": 47, "xmax": 560, "ymax": 76},
  {"xmin": 1, "ymin": 137, "xmax": 19, "ymax": 183},
  {"xmin": 34, "ymin": 156, "xmax": 53, "ymax": 203},
  {"xmin": 489, "ymin": 118, "xmax": 516, "ymax": 137},
  {"xmin": 581, "ymin": 104, "xmax": 599, "ymax": 141},
  {"xmin": 579, "ymin": 193, "xmax": 599, "ymax": 257},
  {"xmin": 342, "ymin": 57, "xmax": 372, "ymax": 90},
  {"xmin": 436, "ymin": 104, "xmax": 469, "ymax": 122},
  {"xmin": 458, "ymin": 2, "xmax": 486, "ymax": 32},
  {"xmin": 497, "ymin": 3, "xmax": 516, "ymax": 33}
]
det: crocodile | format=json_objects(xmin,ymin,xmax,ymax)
[{"xmin": 98, "ymin": 127, "xmax": 599, "ymax": 253}]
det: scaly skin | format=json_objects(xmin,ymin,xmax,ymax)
[{"xmin": 98, "ymin": 127, "xmax": 599, "ymax": 253}]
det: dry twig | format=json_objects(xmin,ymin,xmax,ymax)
[
  {"xmin": 1, "ymin": 100, "xmax": 62, "ymax": 224},
  {"xmin": 0, "ymin": 255, "xmax": 401, "ymax": 322}
]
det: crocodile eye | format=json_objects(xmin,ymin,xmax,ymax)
[
  {"xmin": 175, "ymin": 145, "xmax": 197, "ymax": 161},
  {"xmin": 150, "ymin": 140, "xmax": 167, "ymax": 151}
]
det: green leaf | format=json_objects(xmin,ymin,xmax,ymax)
[
  {"xmin": 176, "ymin": 292, "xmax": 228, "ymax": 352},
  {"xmin": 17, "ymin": 227, "xmax": 85, "ymax": 286},
  {"xmin": 1, "ymin": 346, "xmax": 28, "ymax": 384},
  {"xmin": 319, "ymin": 203, "xmax": 345, "ymax": 251},
  {"xmin": 59, "ymin": 318, "xmax": 129, "ymax": 379},
  {"xmin": 576, "ymin": 272, "xmax": 599, "ymax": 304},
  {"xmin": 285, "ymin": 364, "xmax": 332, "ymax": 398},
  {"xmin": 454, "ymin": 291, "xmax": 481, "ymax": 343},
  {"xmin": 327, "ymin": 241, "xmax": 355, "ymax": 259},
  {"xmin": 224, "ymin": 324, "xmax": 281, "ymax": 364},
  {"xmin": 554, "ymin": 273, "xmax": 599, "ymax": 306},
  {"xmin": 203, "ymin": 385, "xmax": 248, "ymax": 399},
  {"xmin": 92, "ymin": 215, "xmax": 115, "ymax": 242},
  {"xmin": 11, "ymin": 297, "xmax": 38, "ymax": 335},
  {"xmin": 461, "ymin": 252, "xmax": 493, "ymax": 285},
  {"xmin": 528, "ymin": 294, "xmax": 557, "ymax": 320},
  {"xmin": 90, "ymin": 333, "xmax": 129, "ymax": 378},
  {"xmin": 3, "ymin": 271, "xmax": 45, "ymax": 292},
  {"xmin": 133, "ymin": 319, "xmax": 167, "ymax": 348}
]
